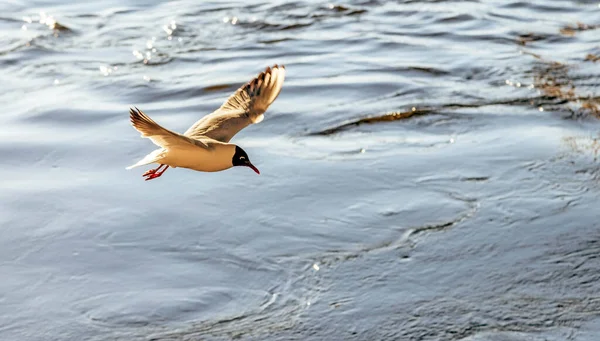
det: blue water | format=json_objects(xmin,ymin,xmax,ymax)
[{"xmin": 1, "ymin": 1, "xmax": 600, "ymax": 340}]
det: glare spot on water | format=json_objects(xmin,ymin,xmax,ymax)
[
  {"xmin": 146, "ymin": 40, "xmax": 153, "ymax": 49},
  {"xmin": 516, "ymin": 82, "xmax": 521, "ymax": 87},
  {"xmin": 231, "ymin": 17, "xmax": 238, "ymax": 25},
  {"xmin": 412, "ymin": 107, "xmax": 416, "ymax": 112},
  {"xmin": 177, "ymin": 37, "xmax": 182, "ymax": 42},
  {"xmin": 312, "ymin": 263, "xmax": 320, "ymax": 271},
  {"xmin": 450, "ymin": 138, "xmax": 455, "ymax": 143},
  {"xmin": 170, "ymin": 20, "xmax": 176, "ymax": 30},
  {"xmin": 21, "ymin": 25, "xmax": 27, "ymax": 31},
  {"xmin": 539, "ymin": 107, "xmax": 544, "ymax": 112},
  {"xmin": 222, "ymin": 16, "xmax": 229, "ymax": 23},
  {"xmin": 141, "ymin": 48, "xmax": 152, "ymax": 63},
  {"xmin": 99, "ymin": 65, "xmax": 116, "ymax": 76},
  {"xmin": 53, "ymin": 79, "xmax": 60, "ymax": 85},
  {"xmin": 132, "ymin": 50, "xmax": 144, "ymax": 59},
  {"xmin": 23, "ymin": 16, "xmax": 32, "ymax": 23},
  {"xmin": 360, "ymin": 148, "xmax": 366, "ymax": 153},
  {"xmin": 39, "ymin": 11, "xmax": 57, "ymax": 30},
  {"xmin": 143, "ymin": 75, "xmax": 151, "ymax": 82}
]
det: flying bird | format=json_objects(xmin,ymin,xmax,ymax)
[{"xmin": 127, "ymin": 64, "xmax": 286, "ymax": 181}]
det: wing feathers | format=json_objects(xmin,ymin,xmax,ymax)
[
  {"xmin": 129, "ymin": 107, "xmax": 168, "ymax": 138},
  {"xmin": 129, "ymin": 107, "xmax": 207, "ymax": 149},
  {"xmin": 184, "ymin": 64, "xmax": 286, "ymax": 142}
]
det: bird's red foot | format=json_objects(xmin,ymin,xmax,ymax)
[
  {"xmin": 143, "ymin": 165, "xmax": 169, "ymax": 181},
  {"xmin": 142, "ymin": 169, "xmax": 156, "ymax": 177},
  {"xmin": 144, "ymin": 172, "xmax": 162, "ymax": 181}
]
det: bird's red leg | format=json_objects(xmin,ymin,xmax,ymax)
[
  {"xmin": 145, "ymin": 165, "xmax": 170, "ymax": 181},
  {"xmin": 143, "ymin": 164, "xmax": 165, "ymax": 177}
]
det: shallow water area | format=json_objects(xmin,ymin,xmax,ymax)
[{"xmin": 2, "ymin": 0, "xmax": 600, "ymax": 340}]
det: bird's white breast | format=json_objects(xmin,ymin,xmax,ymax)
[{"xmin": 162, "ymin": 144, "xmax": 235, "ymax": 172}]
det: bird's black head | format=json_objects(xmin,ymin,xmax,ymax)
[{"xmin": 232, "ymin": 145, "xmax": 260, "ymax": 174}]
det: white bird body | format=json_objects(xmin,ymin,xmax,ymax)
[
  {"xmin": 127, "ymin": 140, "xmax": 236, "ymax": 172},
  {"xmin": 126, "ymin": 64, "xmax": 285, "ymax": 180}
]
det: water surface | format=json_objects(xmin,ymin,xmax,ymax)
[{"xmin": 1, "ymin": 0, "xmax": 600, "ymax": 340}]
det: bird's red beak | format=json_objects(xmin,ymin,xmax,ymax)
[{"xmin": 246, "ymin": 162, "xmax": 260, "ymax": 174}]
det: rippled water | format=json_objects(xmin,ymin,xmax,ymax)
[{"xmin": 2, "ymin": 0, "xmax": 600, "ymax": 340}]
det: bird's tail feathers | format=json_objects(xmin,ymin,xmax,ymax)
[{"xmin": 126, "ymin": 149, "xmax": 166, "ymax": 169}]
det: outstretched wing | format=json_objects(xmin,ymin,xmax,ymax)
[
  {"xmin": 184, "ymin": 64, "xmax": 286, "ymax": 143},
  {"xmin": 129, "ymin": 107, "xmax": 208, "ymax": 149}
]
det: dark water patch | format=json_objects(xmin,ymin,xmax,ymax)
[
  {"xmin": 146, "ymin": 289, "xmax": 307, "ymax": 341},
  {"xmin": 279, "ymin": 22, "xmax": 313, "ymax": 31},
  {"xmin": 73, "ymin": 13, "xmax": 100, "ymax": 19},
  {"xmin": 0, "ymin": 41, "xmax": 30, "ymax": 57},
  {"xmin": 529, "ymin": 57, "xmax": 600, "ymax": 118},
  {"xmin": 564, "ymin": 135, "xmax": 600, "ymax": 159},
  {"xmin": 461, "ymin": 176, "xmax": 490, "ymax": 182},
  {"xmin": 560, "ymin": 22, "xmax": 600, "ymax": 36},
  {"xmin": 320, "ymin": 4, "xmax": 367, "ymax": 16},
  {"xmin": 353, "ymin": 0, "xmax": 382, "ymax": 6},
  {"xmin": 0, "ymin": 41, "xmax": 59, "ymax": 61},
  {"xmin": 435, "ymin": 13, "xmax": 476, "ymax": 24},
  {"xmin": 392, "ymin": 295, "xmax": 600, "ymax": 341},
  {"xmin": 262, "ymin": 1, "xmax": 305, "ymax": 12},
  {"xmin": 511, "ymin": 25, "xmax": 598, "ymax": 52},
  {"xmin": 202, "ymin": 84, "xmax": 234, "ymax": 92},
  {"xmin": 50, "ymin": 21, "xmax": 70, "ymax": 32},
  {"xmin": 407, "ymin": 194, "xmax": 478, "ymax": 238},
  {"xmin": 310, "ymin": 108, "xmax": 435, "ymax": 136},
  {"xmin": 0, "ymin": 16, "xmax": 24, "ymax": 23},
  {"xmin": 20, "ymin": 108, "xmax": 122, "ymax": 126},
  {"xmin": 236, "ymin": 19, "xmax": 313, "ymax": 32},
  {"xmin": 379, "ymin": 9, "xmax": 420, "ymax": 17},
  {"xmin": 182, "ymin": 5, "xmax": 236, "ymax": 16},
  {"xmin": 258, "ymin": 37, "xmax": 295, "ymax": 45},
  {"xmin": 308, "ymin": 96, "xmax": 554, "ymax": 136},
  {"xmin": 121, "ymin": 83, "xmax": 236, "ymax": 104},
  {"xmin": 407, "ymin": 66, "xmax": 450, "ymax": 76},
  {"xmin": 501, "ymin": 1, "xmax": 582, "ymax": 14},
  {"xmin": 516, "ymin": 32, "xmax": 551, "ymax": 46}
]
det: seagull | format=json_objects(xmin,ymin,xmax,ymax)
[{"xmin": 127, "ymin": 64, "xmax": 286, "ymax": 181}]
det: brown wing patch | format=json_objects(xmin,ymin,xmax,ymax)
[{"xmin": 184, "ymin": 64, "xmax": 286, "ymax": 142}]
